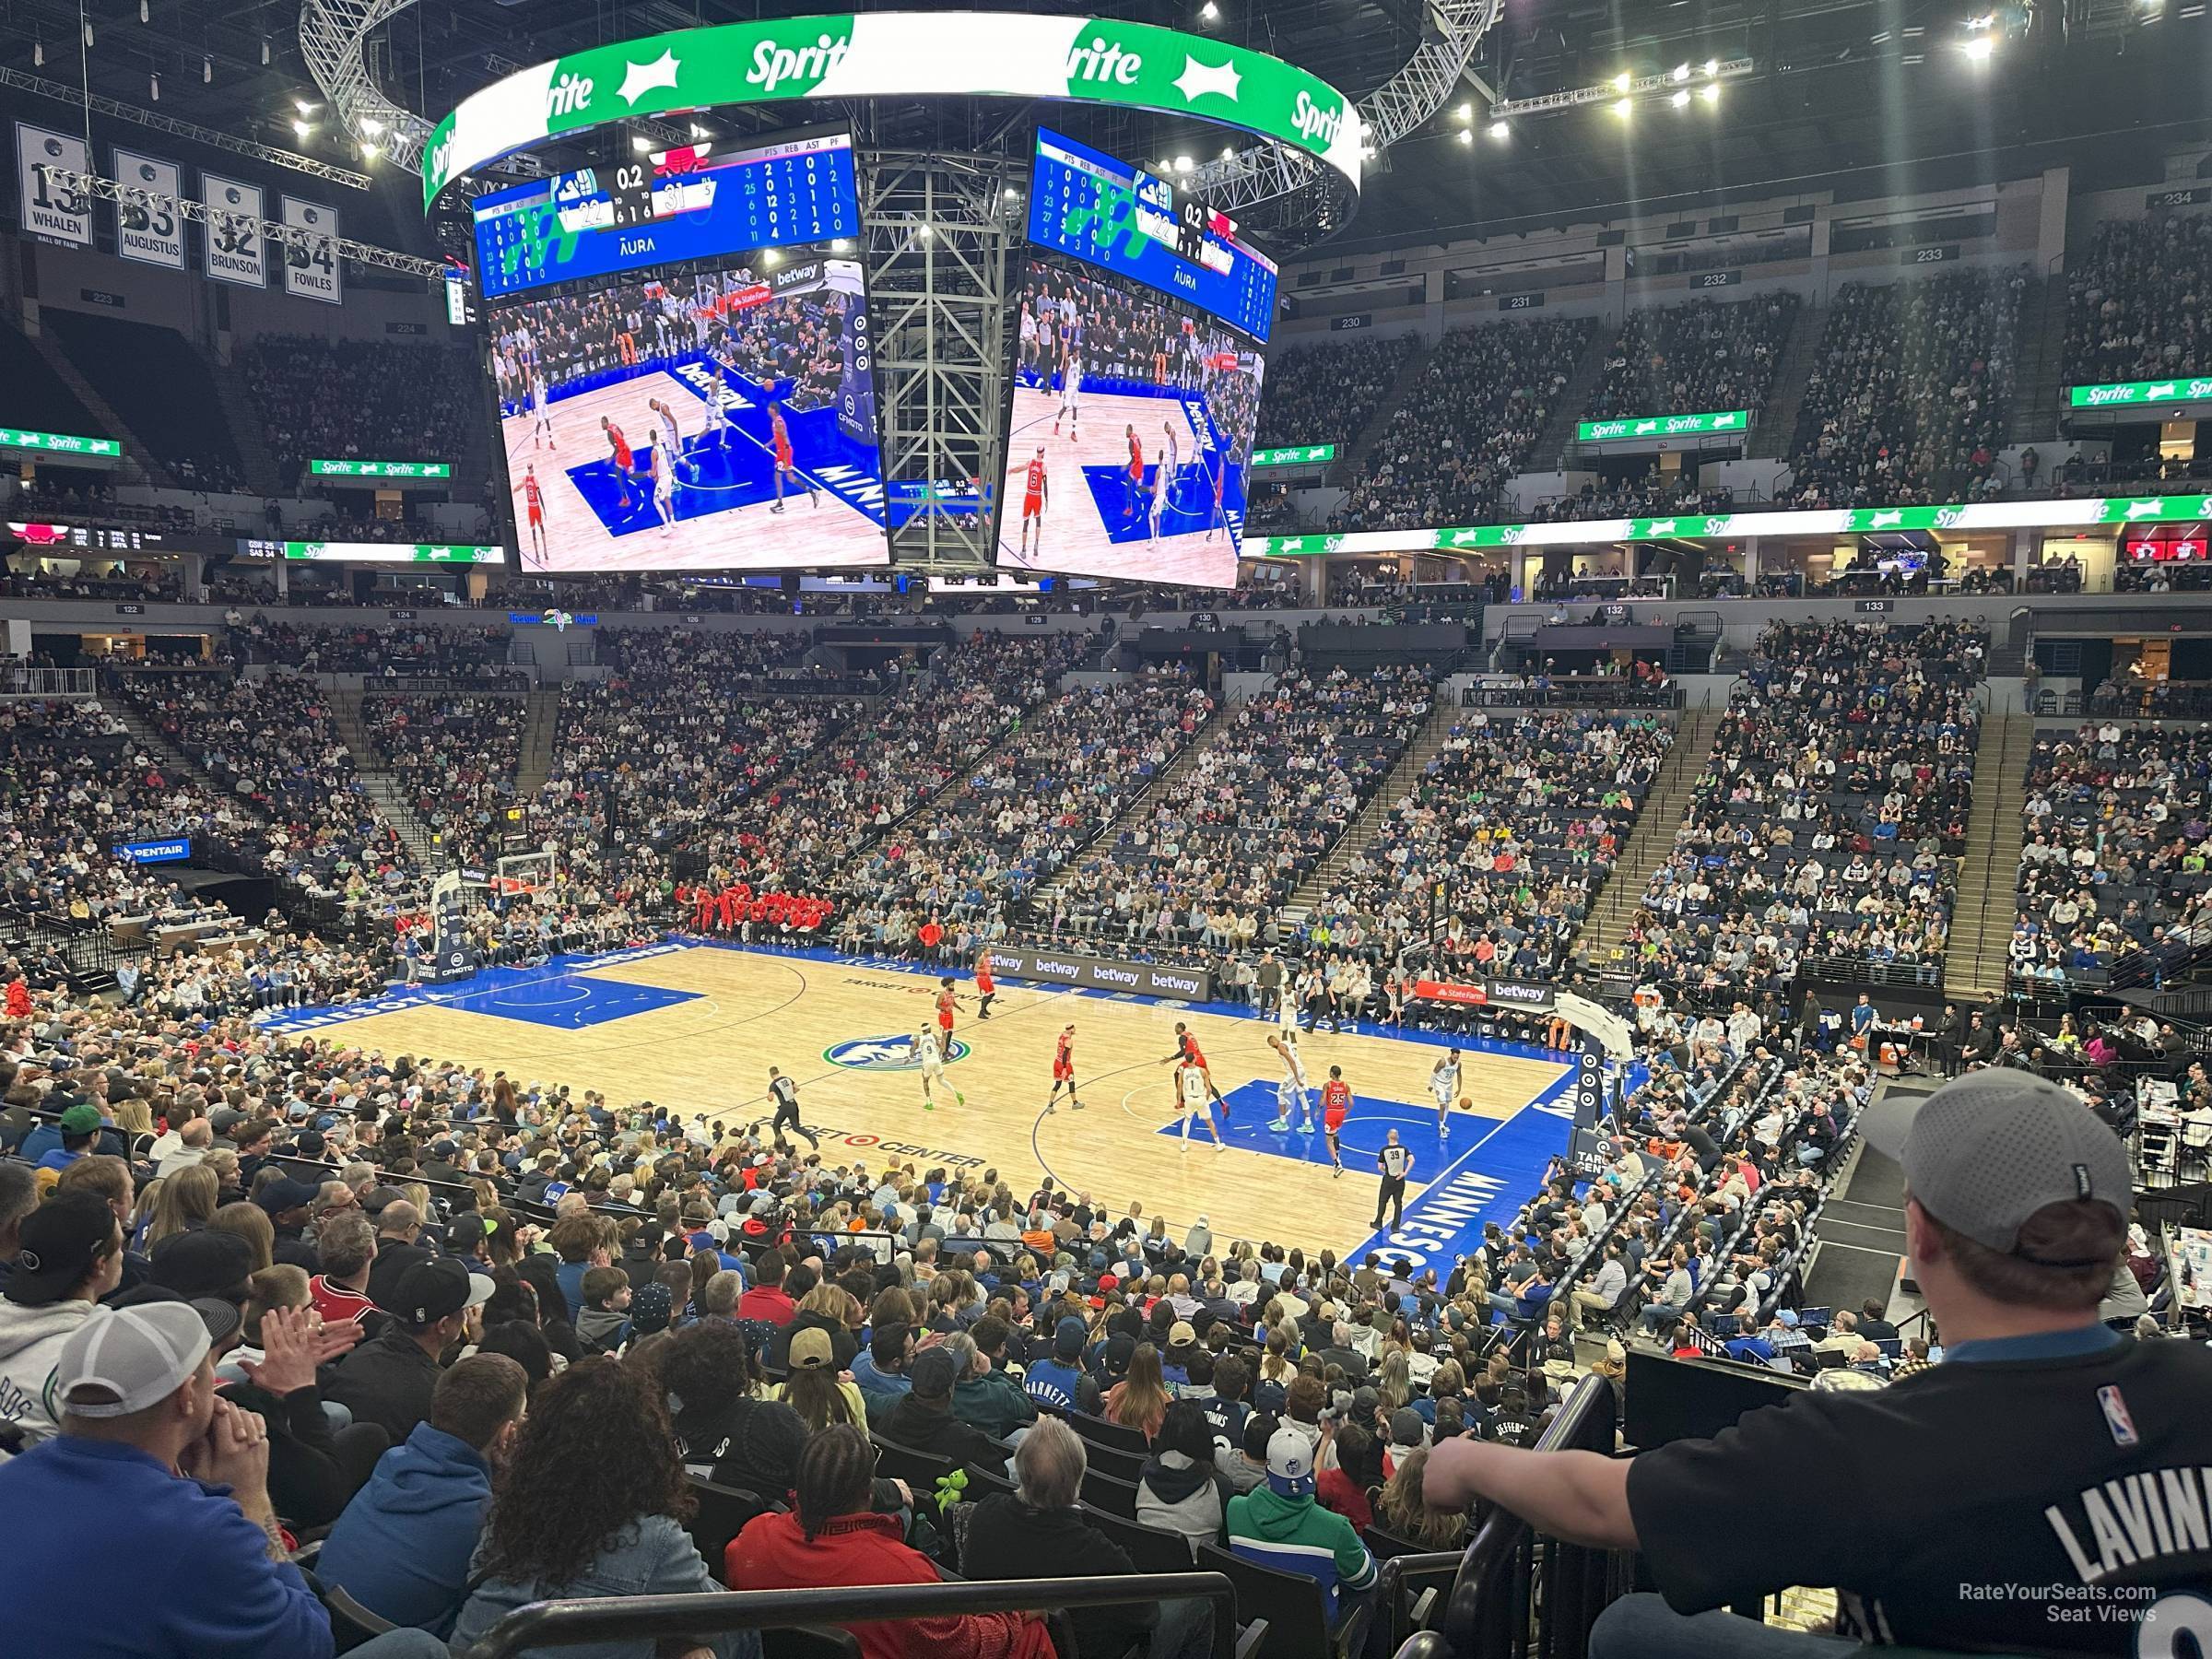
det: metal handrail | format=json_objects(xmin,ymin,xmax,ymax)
[{"xmin": 457, "ymin": 1571, "xmax": 1240, "ymax": 1659}]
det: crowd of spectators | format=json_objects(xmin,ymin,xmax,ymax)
[
  {"xmin": 1253, "ymin": 333, "xmax": 1418, "ymax": 453},
  {"xmin": 2008, "ymin": 719, "xmax": 2212, "ymax": 985},
  {"xmin": 1300, "ymin": 711, "xmax": 1676, "ymax": 983},
  {"xmin": 230, "ymin": 619, "xmax": 515, "ymax": 680},
  {"xmin": 2065, "ymin": 212, "xmax": 2212, "ymax": 385},
  {"xmin": 1618, "ymin": 618, "xmax": 1985, "ymax": 986},
  {"xmin": 238, "ymin": 335, "xmax": 478, "ymax": 490},
  {"xmin": 1582, "ymin": 293, "xmax": 1799, "ymax": 424},
  {"xmin": 1783, "ymin": 269, "xmax": 2023, "ymax": 511},
  {"xmin": 1526, "ymin": 468, "xmax": 1737, "ymax": 527},
  {"xmin": 1038, "ymin": 666, "xmax": 1435, "ymax": 947},
  {"xmin": 836, "ymin": 668, "xmax": 1216, "ymax": 947},
  {"xmin": 360, "ymin": 695, "xmax": 525, "ymax": 871},
  {"xmin": 1335, "ymin": 318, "xmax": 1591, "ymax": 531}
]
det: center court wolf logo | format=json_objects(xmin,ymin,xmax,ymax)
[{"xmin": 824, "ymin": 1035, "xmax": 971, "ymax": 1071}]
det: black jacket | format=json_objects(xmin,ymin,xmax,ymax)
[
  {"xmin": 220, "ymin": 1378, "xmax": 388, "ymax": 1526},
  {"xmin": 961, "ymin": 1496, "xmax": 1155, "ymax": 1659},
  {"xmin": 324, "ymin": 1325, "xmax": 442, "ymax": 1444},
  {"xmin": 272, "ymin": 1224, "xmax": 320, "ymax": 1274},
  {"xmin": 879, "ymin": 1394, "xmax": 1009, "ymax": 1476},
  {"xmin": 365, "ymin": 1238, "xmax": 433, "ymax": 1311}
]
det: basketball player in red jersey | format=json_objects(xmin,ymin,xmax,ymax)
[
  {"xmin": 521, "ymin": 465, "xmax": 547, "ymax": 564},
  {"xmin": 1123, "ymin": 424, "xmax": 1146, "ymax": 521},
  {"xmin": 1159, "ymin": 1021, "xmax": 1229, "ymax": 1117},
  {"xmin": 935, "ymin": 977, "xmax": 959, "ymax": 1042},
  {"xmin": 1320, "ymin": 1065, "xmax": 1352, "ymax": 1177},
  {"xmin": 769, "ymin": 403, "xmax": 819, "ymax": 514},
  {"xmin": 1019, "ymin": 445, "xmax": 1050, "ymax": 558},
  {"xmin": 599, "ymin": 415, "xmax": 637, "ymax": 509},
  {"xmin": 1045, "ymin": 1022, "xmax": 1081, "ymax": 1113},
  {"xmin": 973, "ymin": 951, "xmax": 996, "ymax": 1020}
]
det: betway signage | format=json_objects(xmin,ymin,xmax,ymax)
[
  {"xmin": 1575, "ymin": 408, "xmax": 1747, "ymax": 444},
  {"xmin": 1252, "ymin": 493, "xmax": 2212, "ymax": 558},
  {"xmin": 309, "ymin": 459, "xmax": 454, "ymax": 479},
  {"xmin": 421, "ymin": 14, "xmax": 1361, "ymax": 207},
  {"xmin": 1410, "ymin": 977, "xmax": 1556, "ymax": 1013},
  {"xmin": 1252, "ymin": 443, "xmax": 1337, "ymax": 467},
  {"xmin": 982, "ymin": 945, "xmax": 1211, "ymax": 1002},
  {"xmin": 2068, "ymin": 378, "xmax": 2212, "ymax": 410}
]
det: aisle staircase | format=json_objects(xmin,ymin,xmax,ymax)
[
  {"xmin": 516, "ymin": 686, "xmax": 562, "ymax": 795},
  {"xmin": 330, "ymin": 690, "xmax": 443, "ymax": 867},
  {"xmin": 2006, "ymin": 273, "xmax": 2066, "ymax": 445},
  {"xmin": 1030, "ymin": 702, "xmax": 1226, "ymax": 905},
  {"xmin": 1945, "ymin": 711, "xmax": 2034, "ymax": 997},
  {"xmin": 205, "ymin": 352, "xmax": 282, "ymax": 498},
  {"xmin": 1749, "ymin": 301, "xmax": 1824, "ymax": 460},
  {"xmin": 1569, "ymin": 704, "xmax": 1724, "ymax": 960},
  {"xmin": 106, "ymin": 694, "xmax": 252, "ymax": 810},
  {"xmin": 1332, "ymin": 338, "xmax": 1440, "ymax": 486},
  {"xmin": 1526, "ymin": 324, "xmax": 1614, "ymax": 472},
  {"xmin": 1276, "ymin": 697, "xmax": 1460, "ymax": 926},
  {"xmin": 26, "ymin": 323, "xmax": 171, "ymax": 488}
]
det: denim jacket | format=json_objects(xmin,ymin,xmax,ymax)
[{"xmin": 449, "ymin": 1513, "xmax": 760, "ymax": 1659}]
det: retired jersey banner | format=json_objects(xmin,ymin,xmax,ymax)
[
  {"xmin": 201, "ymin": 173, "xmax": 267, "ymax": 288},
  {"xmin": 15, "ymin": 124, "xmax": 91, "ymax": 247},
  {"xmin": 112, "ymin": 148, "xmax": 185, "ymax": 269},
  {"xmin": 280, "ymin": 196, "xmax": 342, "ymax": 304}
]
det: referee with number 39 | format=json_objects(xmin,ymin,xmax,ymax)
[{"xmin": 1373, "ymin": 1128, "xmax": 1414, "ymax": 1230}]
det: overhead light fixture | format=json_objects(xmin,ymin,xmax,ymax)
[
  {"xmin": 1201, "ymin": 0, "xmax": 1219, "ymax": 18},
  {"xmin": 1456, "ymin": 102, "xmax": 1473, "ymax": 122},
  {"xmin": 1456, "ymin": 127, "xmax": 1474, "ymax": 145},
  {"xmin": 1670, "ymin": 88, "xmax": 1690, "ymax": 107},
  {"xmin": 1612, "ymin": 97, "xmax": 1632, "ymax": 116},
  {"xmin": 1704, "ymin": 57, "xmax": 1719, "ymax": 76},
  {"xmin": 631, "ymin": 134, "xmax": 653, "ymax": 152},
  {"xmin": 1174, "ymin": 155, "xmax": 1194, "ymax": 172},
  {"xmin": 293, "ymin": 119, "xmax": 311, "ymax": 139},
  {"xmin": 296, "ymin": 99, "xmax": 319, "ymax": 114},
  {"xmin": 82, "ymin": 21, "xmax": 93, "ymax": 47},
  {"xmin": 763, "ymin": 247, "xmax": 780, "ymax": 266},
  {"xmin": 32, "ymin": 38, "xmax": 41, "ymax": 67},
  {"xmin": 261, "ymin": 37, "xmax": 271, "ymax": 65},
  {"xmin": 361, "ymin": 116, "xmax": 384, "ymax": 135},
  {"xmin": 1961, "ymin": 32, "xmax": 1994, "ymax": 58},
  {"xmin": 202, "ymin": 54, "xmax": 211, "ymax": 82},
  {"xmin": 360, "ymin": 142, "xmax": 379, "ymax": 162},
  {"xmin": 138, "ymin": 0, "xmax": 148, "ymax": 23},
  {"xmin": 916, "ymin": 222, "xmax": 932, "ymax": 241},
  {"xmin": 149, "ymin": 72, "xmax": 159, "ymax": 100},
  {"xmin": 1488, "ymin": 119, "xmax": 1510, "ymax": 139},
  {"xmin": 830, "ymin": 238, "xmax": 851, "ymax": 252},
  {"xmin": 1671, "ymin": 63, "xmax": 1690, "ymax": 81},
  {"xmin": 1700, "ymin": 81, "xmax": 1721, "ymax": 103},
  {"xmin": 1220, "ymin": 146, "xmax": 1235, "ymax": 159},
  {"xmin": 1611, "ymin": 71, "xmax": 1631, "ymax": 90}
]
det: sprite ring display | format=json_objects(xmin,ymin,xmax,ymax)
[{"xmin": 420, "ymin": 12, "xmax": 1362, "ymax": 209}]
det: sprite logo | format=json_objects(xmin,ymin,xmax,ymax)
[
  {"xmin": 747, "ymin": 30, "xmax": 852, "ymax": 92},
  {"xmin": 547, "ymin": 69, "xmax": 595, "ymax": 116},
  {"xmin": 1066, "ymin": 32, "xmax": 1144, "ymax": 85},
  {"xmin": 1292, "ymin": 88, "xmax": 1345, "ymax": 146}
]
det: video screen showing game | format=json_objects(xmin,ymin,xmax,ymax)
[
  {"xmin": 476, "ymin": 129, "xmax": 886, "ymax": 572},
  {"xmin": 997, "ymin": 255, "xmax": 1265, "ymax": 589}
]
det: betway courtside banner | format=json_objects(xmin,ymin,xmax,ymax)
[
  {"xmin": 421, "ymin": 14, "xmax": 1361, "ymax": 206},
  {"xmin": 1253, "ymin": 493, "xmax": 2212, "ymax": 557},
  {"xmin": 981, "ymin": 944, "xmax": 1211, "ymax": 1002}
]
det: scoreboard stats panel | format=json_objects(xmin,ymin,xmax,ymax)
[
  {"xmin": 1027, "ymin": 127, "xmax": 1278, "ymax": 344},
  {"xmin": 473, "ymin": 131, "xmax": 860, "ymax": 299}
]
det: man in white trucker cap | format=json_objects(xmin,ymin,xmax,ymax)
[
  {"xmin": 0, "ymin": 1299, "xmax": 448, "ymax": 1657},
  {"xmin": 1424, "ymin": 1070, "xmax": 2212, "ymax": 1658}
]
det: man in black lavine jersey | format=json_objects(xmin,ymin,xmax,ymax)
[{"xmin": 1425, "ymin": 1071, "xmax": 2212, "ymax": 1658}]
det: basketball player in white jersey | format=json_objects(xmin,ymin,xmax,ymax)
[
  {"xmin": 915, "ymin": 1024, "xmax": 963, "ymax": 1112},
  {"xmin": 1053, "ymin": 350, "xmax": 1083, "ymax": 440},
  {"xmin": 530, "ymin": 373, "xmax": 555, "ymax": 449},
  {"xmin": 1147, "ymin": 449, "xmax": 1169, "ymax": 543},
  {"xmin": 1161, "ymin": 418, "xmax": 1181, "ymax": 485},
  {"xmin": 649, "ymin": 396, "xmax": 684, "ymax": 470},
  {"xmin": 1430, "ymin": 1048, "xmax": 1463, "ymax": 1143},
  {"xmin": 1177, "ymin": 1059, "xmax": 1225, "ymax": 1150},
  {"xmin": 650, "ymin": 442, "xmax": 677, "ymax": 535},
  {"xmin": 1266, "ymin": 1030, "xmax": 1313, "ymax": 1133},
  {"xmin": 701, "ymin": 377, "xmax": 733, "ymax": 443}
]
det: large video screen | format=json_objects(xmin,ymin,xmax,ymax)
[
  {"xmin": 996, "ymin": 254, "xmax": 1264, "ymax": 589},
  {"xmin": 477, "ymin": 134, "xmax": 887, "ymax": 573},
  {"xmin": 1027, "ymin": 127, "xmax": 1278, "ymax": 345},
  {"xmin": 472, "ymin": 131, "xmax": 861, "ymax": 300}
]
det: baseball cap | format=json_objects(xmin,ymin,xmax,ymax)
[
  {"xmin": 208, "ymin": 1108, "xmax": 245, "ymax": 1135},
  {"xmin": 1861, "ymin": 1072, "xmax": 2130, "ymax": 1257},
  {"xmin": 148, "ymin": 1228, "xmax": 255, "ymax": 1300},
  {"xmin": 110, "ymin": 1283, "xmax": 244, "ymax": 1347},
  {"xmin": 51, "ymin": 1302, "xmax": 211, "ymax": 1418},
  {"xmin": 909, "ymin": 1345, "xmax": 959, "ymax": 1399},
  {"xmin": 629, "ymin": 1282, "xmax": 675, "ymax": 1337},
  {"xmin": 57, "ymin": 1103, "xmax": 103, "ymax": 1135},
  {"xmin": 1168, "ymin": 1320, "xmax": 1197, "ymax": 1347},
  {"xmin": 253, "ymin": 1176, "xmax": 320, "ymax": 1216},
  {"xmin": 7, "ymin": 1191, "xmax": 119, "ymax": 1307},
  {"xmin": 1053, "ymin": 1315, "xmax": 1087, "ymax": 1359},
  {"xmin": 1265, "ymin": 1425, "xmax": 1316, "ymax": 1497},
  {"xmin": 1388, "ymin": 1406, "xmax": 1427, "ymax": 1448},
  {"xmin": 393, "ymin": 1257, "xmax": 496, "ymax": 1330},
  {"xmin": 788, "ymin": 1326, "xmax": 836, "ymax": 1371}
]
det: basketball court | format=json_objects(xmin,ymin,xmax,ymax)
[
  {"xmin": 262, "ymin": 939, "xmax": 1576, "ymax": 1265},
  {"xmin": 998, "ymin": 377, "xmax": 1243, "ymax": 588},
  {"xmin": 505, "ymin": 365, "xmax": 887, "ymax": 573}
]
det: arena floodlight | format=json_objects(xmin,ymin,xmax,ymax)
[
  {"xmin": 1961, "ymin": 32, "xmax": 1994, "ymax": 58},
  {"xmin": 1611, "ymin": 70, "xmax": 1630, "ymax": 89},
  {"xmin": 1700, "ymin": 81, "xmax": 1720, "ymax": 103},
  {"xmin": 1670, "ymin": 88, "xmax": 1689, "ymax": 107},
  {"xmin": 1456, "ymin": 126, "xmax": 1473, "ymax": 144},
  {"xmin": 1611, "ymin": 97, "xmax": 1631, "ymax": 116},
  {"xmin": 1670, "ymin": 63, "xmax": 1689, "ymax": 81},
  {"xmin": 1488, "ymin": 118, "xmax": 1508, "ymax": 137}
]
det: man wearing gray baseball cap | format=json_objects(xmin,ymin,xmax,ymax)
[{"xmin": 1425, "ymin": 1070, "xmax": 2212, "ymax": 1657}]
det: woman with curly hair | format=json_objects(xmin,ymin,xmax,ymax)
[
  {"xmin": 1372, "ymin": 1442, "xmax": 1468, "ymax": 1550},
  {"xmin": 658, "ymin": 1318, "xmax": 810, "ymax": 1500},
  {"xmin": 730, "ymin": 1424, "xmax": 1054, "ymax": 1659},
  {"xmin": 450, "ymin": 1357, "xmax": 754, "ymax": 1659}
]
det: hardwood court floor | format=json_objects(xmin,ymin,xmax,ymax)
[{"xmin": 304, "ymin": 945, "xmax": 1567, "ymax": 1252}]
